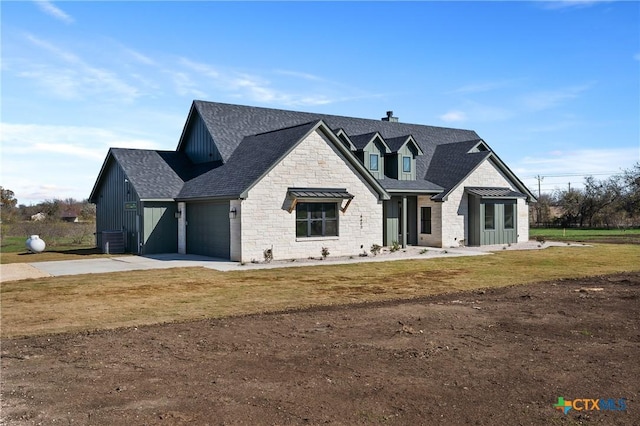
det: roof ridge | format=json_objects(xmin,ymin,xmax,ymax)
[{"xmin": 251, "ymin": 119, "xmax": 321, "ymax": 137}]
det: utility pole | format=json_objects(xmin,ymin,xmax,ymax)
[
  {"xmin": 534, "ymin": 175, "xmax": 544, "ymax": 226},
  {"xmin": 535, "ymin": 175, "xmax": 544, "ymax": 198},
  {"xmin": 568, "ymin": 182, "xmax": 571, "ymax": 192}
]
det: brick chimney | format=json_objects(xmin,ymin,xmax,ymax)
[{"xmin": 381, "ymin": 110, "xmax": 398, "ymax": 122}]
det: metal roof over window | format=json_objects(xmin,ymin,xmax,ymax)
[
  {"xmin": 466, "ymin": 187, "xmax": 527, "ymax": 198},
  {"xmin": 288, "ymin": 188, "xmax": 354, "ymax": 199}
]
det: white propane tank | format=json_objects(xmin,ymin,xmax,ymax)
[{"xmin": 26, "ymin": 235, "xmax": 46, "ymax": 253}]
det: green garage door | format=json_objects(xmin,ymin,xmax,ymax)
[
  {"xmin": 143, "ymin": 202, "xmax": 178, "ymax": 254},
  {"xmin": 186, "ymin": 201, "xmax": 230, "ymax": 259}
]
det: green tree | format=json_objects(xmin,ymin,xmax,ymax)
[{"xmin": 1, "ymin": 187, "xmax": 18, "ymax": 222}]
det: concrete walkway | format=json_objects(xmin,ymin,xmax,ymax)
[{"xmin": 0, "ymin": 241, "xmax": 588, "ymax": 283}]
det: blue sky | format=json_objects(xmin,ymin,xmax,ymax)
[{"xmin": 2, "ymin": 1, "xmax": 638, "ymax": 205}]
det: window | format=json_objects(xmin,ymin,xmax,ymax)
[
  {"xmin": 296, "ymin": 203, "xmax": 338, "ymax": 237},
  {"xmin": 370, "ymin": 153, "xmax": 379, "ymax": 171},
  {"xmin": 504, "ymin": 203, "xmax": 515, "ymax": 229},
  {"xmin": 484, "ymin": 203, "xmax": 495, "ymax": 230},
  {"xmin": 402, "ymin": 156, "xmax": 411, "ymax": 173},
  {"xmin": 420, "ymin": 207, "xmax": 432, "ymax": 234}
]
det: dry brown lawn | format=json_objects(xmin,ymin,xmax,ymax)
[{"xmin": 1, "ymin": 243, "xmax": 639, "ymax": 338}]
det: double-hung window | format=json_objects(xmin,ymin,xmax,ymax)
[
  {"xmin": 504, "ymin": 203, "xmax": 515, "ymax": 229},
  {"xmin": 296, "ymin": 202, "xmax": 338, "ymax": 237},
  {"xmin": 402, "ymin": 156, "xmax": 411, "ymax": 173},
  {"xmin": 369, "ymin": 154, "xmax": 379, "ymax": 171},
  {"xmin": 484, "ymin": 203, "xmax": 495, "ymax": 230}
]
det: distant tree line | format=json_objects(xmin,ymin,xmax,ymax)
[
  {"xmin": 530, "ymin": 163, "xmax": 640, "ymax": 228},
  {"xmin": 0, "ymin": 188, "xmax": 96, "ymax": 223}
]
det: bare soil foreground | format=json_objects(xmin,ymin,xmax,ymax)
[{"xmin": 2, "ymin": 272, "xmax": 639, "ymax": 425}]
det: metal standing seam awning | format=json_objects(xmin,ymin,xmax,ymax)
[
  {"xmin": 287, "ymin": 188, "xmax": 354, "ymax": 213},
  {"xmin": 466, "ymin": 187, "xmax": 527, "ymax": 199}
]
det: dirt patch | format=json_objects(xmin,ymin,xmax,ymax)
[
  {"xmin": 0, "ymin": 263, "xmax": 51, "ymax": 282},
  {"xmin": 2, "ymin": 272, "xmax": 639, "ymax": 425}
]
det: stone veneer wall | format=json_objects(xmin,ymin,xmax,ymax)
[
  {"xmin": 438, "ymin": 158, "xmax": 530, "ymax": 248},
  {"xmin": 236, "ymin": 129, "xmax": 383, "ymax": 262},
  {"xmin": 417, "ymin": 196, "xmax": 442, "ymax": 247}
]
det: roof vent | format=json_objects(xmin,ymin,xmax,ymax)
[{"xmin": 381, "ymin": 110, "xmax": 398, "ymax": 122}]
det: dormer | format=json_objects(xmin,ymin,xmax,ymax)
[
  {"xmin": 349, "ymin": 132, "xmax": 391, "ymax": 179},
  {"xmin": 468, "ymin": 140, "xmax": 490, "ymax": 153},
  {"xmin": 333, "ymin": 128, "xmax": 357, "ymax": 151},
  {"xmin": 384, "ymin": 135, "xmax": 423, "ymax": 180}
]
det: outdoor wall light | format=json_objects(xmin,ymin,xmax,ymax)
[
  {"xmin": 174, "ymin": 210, "xmax": 182, "ymax": 219},
  {"xmin": 229, "ymin": 207, "xmax": 237, "ymax": 219}
]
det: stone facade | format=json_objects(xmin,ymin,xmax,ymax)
[{"xmin": 237, "ymin": 129, "xmax": 383, "ymax": 262}]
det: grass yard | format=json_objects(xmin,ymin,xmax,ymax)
[
  {"xmin": 530, "ymin": 227, "xmax": 640, "ymax": 244},
  {"xmin": 2, "ymin": 243, "xmax": 638, "ymax": 338},
  {"xmin": 0, "ymin": 236, "xmax": 117, "ymax": 264}
]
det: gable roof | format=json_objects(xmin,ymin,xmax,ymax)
[
  {"xmin": 426, "ymin": 139, "xmax": 535, "ymax": 201},
  {"xmin": 178, "ymin": 120, "xmax": 389, "ymax": 200},
  {"xmin": 349, "ymin": 131, "xmax": 391, "ymax": 152},
  {"xmin": 385, "ymin": 135, "xmax": 424, "ymax": 155},
  {"xmin": 92, "ymin": 100, "xmax": 532, "ymax": 203},
  {"xmin": 89, "ymin": 148, "xmax": 215, "ymax": 202},
  {"xmin": 181, "ymin": 101, "xmax": 480, "ymax": 164}
]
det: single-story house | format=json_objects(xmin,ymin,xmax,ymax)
[{"xmin": 89, "ymin": 101, "xmax": 536, "ymax": 261}]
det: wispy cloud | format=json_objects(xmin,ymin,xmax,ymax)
[
  {"xmin": 439, "ymin": 101, "xmax": 514, "ymax": 124},
  {"xmin": 513, "ymin": 146, "xmax": 638, "ymax": 193},
  {"xmin": 177, "ymin": 58, "xmax": 351, "ymax": 107},
  {"xmin": 537, "ymin": 0, "xmax": 614, "ymax": 10},
  {"xmin": 521, "ymin": 83, "xmax": 593, "ymax": 111},
  {"xmin": 1, "ymin": 123, "xmax": 157, "ymax": 160},
  {"xmin": 439, "ymin": 110, "xmax": 467, "ymax": 123},
  {"xmin": 22, "ymin": 34, "xmax": 141, "ymax": 102},
  {"xmin": 34, "ymin": 0, "xmax": 74, "ymax": 24},
  {"xmin": 448, "ymin": 79, "xmax": 521, "ymax": 94}
]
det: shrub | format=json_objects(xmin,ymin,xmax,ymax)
[
  {"xmin": 370, "ymin": 244, "xmax": 382, "ymax": 256},
  {"xmin": 263, "ymin": 248, "xmax": 273, "ymax": 263},
  {"xmin": 390, "ymin": 241, "xmax": 400, "ymax": 252},
  {"xmin": 321, "ymin": 246, "xmax": 330, "ymax": 259}
]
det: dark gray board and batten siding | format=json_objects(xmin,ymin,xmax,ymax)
[
  {"xmin": 186, "ymin": 201, "xmax": 230, "ymax": 259},
  {"xmin": 183, "ymin": 113, "xmax": 223, "ymax": 164},
  {"xmin": 94, "ymin": 159, "xmax": 140, "ymax": 253}
]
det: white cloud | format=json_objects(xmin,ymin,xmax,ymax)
[
  {"xmin": 537, "ymin": 0, "xmax": 614, "ymax": 10},
  {"xmin": 21, "ymin": 34, "xmax": 141, "ymax": 102},
  {"xmin": 34, "ymin": 0, "xmax": 74, "ymax": 24},
  {"xmin": 1, "ymin": 123, "xmax": 157, "ymax": 160},
  {"xmin": 1, "ymin": 123, "xmax": 160, "ymax": 204},
  {"xmin": 512, "ymin": 146, "xmax": 639, "ymax": 194},
  {"xmin": 439, "ymin": 110, "xmax": 467, "ymax": 123},
  {"xmin": 176, "ymin": 58, "xmax": 366, "ymax": 107},
  {"xmin": 449, "ymin": 79, "xmax": 522, "ymax": 94},
  {"xmin": 521, "ymin": 83, "xmax": 593, "ymax": 111}
]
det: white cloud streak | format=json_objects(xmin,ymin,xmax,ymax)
[
  {"xmin": 521, "ymin": 83, "xmax": 594, "ymax": 111},
  {"xmin": 21, "ymin": 34, "xmax": 141, "ymax": 102},
  {"xmin": 34, "ymin": 0, "xmax": 74, "ymax": 24},
  {"xmin": 1, "ymin": 123, "xmax": 157, "ymax": 160}
]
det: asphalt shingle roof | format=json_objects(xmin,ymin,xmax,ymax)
[
  {"xmin": 178, "ymin": 121, "xmax": 320, "ymax": 199},
  {"xmin": 109, "ymin": 148, "xmax": 212, "ymax": 199},
  {"xmin": 97, "ymin": 101, "xmax": 529, "ymax": 202}
]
